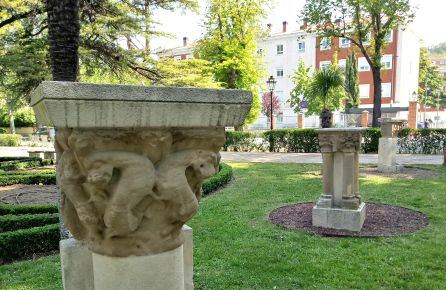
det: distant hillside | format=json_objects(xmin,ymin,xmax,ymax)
[{"xmin": 428, "ymin": 43, "xmax": 446, "ymax": 57}]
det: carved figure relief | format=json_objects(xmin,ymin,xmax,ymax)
[{"xmin": 55, "ymin": 128, "xmax": 225, "ymax": 257}]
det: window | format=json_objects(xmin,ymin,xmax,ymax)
[
  {"xmin": 359, "ymin": 84, "xmax": 370, "ymax": 98},
  {"xmin": 382, "ymin": 83, "xmax": 392, "ymax": 98},
  {"xmin": 276, "ymin": 113, "xmax": 284, "ymax": 123},
  {"xmin": 174, "ymin": 55, "xmax": 182, "ymax": 61},
  {"xmin": 362, "ymin": 32, "xmax": 371, "ymax": 46},
  {"xmin": 338, "ymin": 59, "xmax": 347, "ymax": 68},
  {"xmin": 385, "ymin": 30, "xmax": 393, "ymax": 43},
  {"xmin": 381, "ymin": 54, "xmax": 393, "ymax": 70},
  {"xmin": 257, "ymin": 48, "xmax": 263, "ymax": 55},
  {"xmin": 276, "ymin": 68, "xmax": 284, "ymax": 77},
  {"xmin": 339, "ymin": 37, "xmax": 350, "ymax": 48},
  {"xmin": 320, "ymin": 37, "xmax": 331, "ymax": 50},
  {"xmin": 358, "ymin": 57, "xmax": 370, "ymax": 71},
  {"xmin": 277, "ymin": 44, "xmax": 284, "ymax": 55},
  {"xmin": 320, "ymin": 61, "xmax": 331, "ymax": 70},
  {"xmin": 297, "ymin": 41, "xmax": 305, "ymax": 52}
]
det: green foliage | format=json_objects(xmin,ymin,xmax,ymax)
[
  {"xmin": 0, "ymin": 204, "xmax": 58, "ymax": 216},
  {"xmin": 429, "ymin": 43, "xmax": 446, "ymax": 56},
  {"xmin": 263, "ymin": 129, "xmax": 320, "ymax": 153},
  {"xmin": 345, "ymin": 51, "xmax": 360, "ymax": 109},
  {"xmin": 0, "ymin": 213, "xmax": 59, "ymax": 233},
  {"xmin": 0, "ymin": 170, "xmax": 56, "ymax": 186},
  {"xmin": 418, "ymin": 48, "xmax": 446, "ymax": 108},
  {"xmin": 0, "ymin": 224, "xmax": 59, "ymax": 264},
  {"xmin": 198, "ymin": 0, "xmax": 267, "ymax": 126},
  {"xmin": 362, "ymin": 128, "xmax": 381, "ymax": 153},
  {"xmin": 289, "ymin": 59, "xmax": 312, "ymax": 113},
  {"xmin": 155, "ymin": 58, "xmax": 221, "ymax": 88},
  {"xmin": 202, "ymin": 163, "xmax": 233, "ymax": 196},
  {"xmin": 398, "ymin": 128, "xmax": 446, "ymax": 154},
  {"xmin": 224, "ymin": 131, "xmax": 258, "ymax": 152},
  {"xmin": 0, "ymin": 157, "xmax": 52, "ymax": 171},
  {"xmin": 0, "ymin": 134, "xmax": 21, "ymax": 146},
  {"xmin": 0, "ymin": 107, "xmax": 36, "ymax": 128}
]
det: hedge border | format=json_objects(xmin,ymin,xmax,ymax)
[
  {"xmin": 0, "ymin": 158, "xmax": 53, "ymax": 171},
  {"xmin": 0, "ymin": 213, "xmax": 59, "ymax": 233},
  {"xmin": 203, "ymin": 163, "xmax": 233, "ymax": 195},
  {"xmin": 0, "ymin": 204, "xmax": 58, "ymax": 215}
]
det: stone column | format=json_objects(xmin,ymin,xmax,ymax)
[
  {"xmin": 312, "ymin": 128, "xmax": 366, "ymax": 232},
  {"xmin": 378, "ymin": 118, "xmax": 405, "ymax": 173},
  {"xmin": 31, "ymin": 81, "xmax": 252, "ymax": 290},
  {"xmin": 361, "ymin": 111, "xmax": 369, "ymax": 127},
  {"xmin": 408, "ymin": 101, "xmax": 419, "ymax": 129},
  {"xmin": 298, "ymin": 113, "xmax": 304, "ymax": 128}
]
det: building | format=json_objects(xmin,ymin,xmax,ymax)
[
  {"xmin": 430, "ymin": 57, "xmax": 446, "ymax": 77},
  {"xmin": 157, "ymin": 37, "xmax": 195, "ymax": 60}
]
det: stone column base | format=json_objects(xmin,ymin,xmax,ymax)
[
  {"xmin": 312, "ymin": 203, "xmax": 366, "ymax": 232},
  {"xmin": 60, "ymin": 225, "xmax": 194, "ymax": 290},
  {"xmin": 378, "ymin": 164, "xmax": 404, "ymax": 173}
]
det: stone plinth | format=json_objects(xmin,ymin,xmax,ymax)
[
  {"xmin": 313, "ymin": 128, "xmax": 366, "ymax": 232},
  {"xmin": 31, "ymin": 81, "xmax": 252, "ymax": 290},
  {"xmin": 378, "ymin": 118, "xmax": 405, "ymax": 173}
]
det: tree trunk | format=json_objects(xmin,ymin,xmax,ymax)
[
  {"xmin": 8, "ymin": 106, "xmax": 15, "ymax": 134},
  {"xmin": 46, "ymin": 0, "xmax": 80, "ymax": 81},
  {"xmin": 371, "ymin": 67, "xmax": 382, "ymax": 127},
  {"xmin": 144, "ymin": 0, "xmax": 150, "ymax": 54}
]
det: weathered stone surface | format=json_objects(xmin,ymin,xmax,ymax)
[
  {"xmin": 313, "ymin": 128, "xmax": 366, "ymax": 232},
  {"xmin": 379, "ymin": 118, "xmax": 405, "ymax": 138},
  {"xmin": 378, "ymin": 118, "xmax": 405, "ymax": 173},
  {"xmin": 182, "ymin": 225, "xmax": 194, "ymax": 290},
  {"xmin": 30, "ymin": 81, "xmax": 252, "ymax": 128},
  {"xmin": 56, "ymin": 127, "xmax": 224, "ymax": 257},
  {"xmin": 93, "ymin": 245, "xmax": 185, "ymax": 290},
  {"xmin": 60, "ymin": 238, "xmax": 94, "ymax": 290}
]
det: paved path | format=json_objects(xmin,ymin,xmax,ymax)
[
  {"xmin": 0, "ymin": 146, "xmax": 54, "ymax": 157},
  {"xmin": 221, "ymin": 152, "xmax": 443, "ymax": 165}
]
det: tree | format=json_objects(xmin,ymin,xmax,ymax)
[
  {"xmin": 344, "ymin": 50, "xmax": 360, "ymax": 109},
  {"xmin": 261, "ymin": 92, "xmax": 281, "ymax": 129},
  {"xmin": 302, "ymin": 0, "xmax": 415, "ymax": 127},
  {"xmin": 429, "ymin": 42, "xmax": 446, "ymax": 56},
  {"xmin": 198, "ymin": 0, "xmax": 267, "ymax": 127},
  {"xmin": 289, "ymin": 59, "xmax": 313, "ymax": 114},
  {"xmin": 418, "ymin": 48, "xmax": 446, "ymax": 108}
]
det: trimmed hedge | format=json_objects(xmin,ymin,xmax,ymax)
[
  {"xmin": 0, "ymin": 157, "xmax": 53, "ymax": 171},
  {"xmin": 0, "ymin": 134, "xmax": 21, "ymax": 146},
  {"xmin": 264, "ymin": 129, "xmax": 320, "ymax": 153},
  {"xmin": 0, "ymin": 213, "xmax": 59, "ymax": 233},
  {"xmin": 224, "ymin": 131, "xmax": 258, "ymax": 152},
  {"xmin": 0, "ymin": 224, "xmax": 59, "ymax": 264},
  {"xmin": 362, "ymin": 128, "xmax": 381, "ymax": 153},
  {"xmin": 398, "ymin": 128, "xmax": 446, "ymax": 154},
  {"xmin": 202, "ymin": 163, "xmax": 233, "ymax": 195},
  {"xmin": 0, "ymin": 170, "xmax": 56, "ymax": 186},
  {"xmin": 0, "ymin": 204, "xmax": 58, "ymax": 216}
]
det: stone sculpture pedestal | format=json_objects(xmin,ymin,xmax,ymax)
[
  {"xmin": 378, "ymin": 118, "xmax": 405, "ymax": 173},
  {"xmin": 312, "ymin": 128, "xmax": 366, "ymax": 232},
  {"xmin": 31, "ymin": 82, "xmax": 252, "ymax": 290}
]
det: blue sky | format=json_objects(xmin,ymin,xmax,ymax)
[{"xmin": 151, "ymin": 0, "xmax": 446, "ymax": 49}]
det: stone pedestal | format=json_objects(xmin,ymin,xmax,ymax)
[
  {"xmin": 378, "ymin": 118, "xmax": 405, "ymax": 173},
  {"xmin": 60, "ymin": 239, "xmax": 94, "ymax": 290},
  {"xmin": 313, "ymin": 128, "xmax": 366, "ymax": 232},
  {"xmin": 31, "ymin": 81, "xmax": 252, "ymax": 289}
]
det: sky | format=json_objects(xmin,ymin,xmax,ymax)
[{"xmin": 150, "ymin": 0, "xmax": 446, "ymax": 50}]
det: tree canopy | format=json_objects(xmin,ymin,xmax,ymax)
[{"xmin": 418, "ymin": 48, "xmax": 446, "ymax": 108}]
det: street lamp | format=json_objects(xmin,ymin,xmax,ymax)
[{"xmin": 266, "ymin": 75, "xmax": 277, "ymax": 130}]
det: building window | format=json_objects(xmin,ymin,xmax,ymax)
[
  {"xmin": 297, "ymin": 41, "xmax": 305, "ymax": 52},
  {"xmin": 320, "ymin": 37, "xmax": 331, "ymax": 50},
  {"xmin": 257, "ymin": 48, "xmax": 263, "ymax": 55},
  {"xmin": 276, "ymin": 112, "xmax": 284, "ymax": 123},
  {"xmin": 358, "ymin": 57, "xmax": 370, "ymax": 71},
  {"xmin": 339, "ymin": 37, "xmax": 350, "ymax": 48},
  {"xmin": 338, "ymin": 59, "xmax": 347, "ymax": 68},
  {"xmin": 362, "ymin": 32, "xmax": 371, "ymax": 46},
  {"xmin": 359, "ymin": 84, "xmax": 370, "ymax": 98},
  {"xmin": 276, "ymin": 68, "xmax": 284, "ymax": 77},
  {"xmin": 320, "ymin": 61, "xmax": 331, "ymax": 70},
  {"xmin": 382, "ymin": 83, "xmax": 392, "ymax": 98},
  {"xmin": 174, "ymin": 55, "xmax": 182, "ymax": 61},
  {"xmin": 385, "ymin": 30, "xmax": 393, "ymax": 43},
  {"xmin": 277, "ymin": 44, "xmax": 284, "ymax": 55},
  {"xmin": 381, "ymin": 54, "xmax": 393, "ymax": 70}
]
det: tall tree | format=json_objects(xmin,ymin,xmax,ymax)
[
  {"xmin": 302, "ymin": 0, "xmax": 415, "ymax": 127},
  {"xmin": 418, "ymin": 48, "xmax": 446, "ymax": 108},
  {"xmin": 289, "ymin": 59, "xmax": 313, "ymax": 114},
  {"xmin": 345, "ymin": 50, "xmax": 360, "ymax": 109},
  {"xmin": 198, "ymin": 0, "xmax": 267, "ymax": 127}
]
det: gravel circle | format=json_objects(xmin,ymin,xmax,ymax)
[
  {"xmin": 0, "ymin": 184, "xmax": 58, "ymax": 205},
  {"xmin": 269, "ymin": 202, "xmax": 429, "ymax": 237}
]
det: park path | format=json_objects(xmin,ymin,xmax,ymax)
[{"xmin": 221, "ymin": 152, "xmax": 443, "ymax": 165}]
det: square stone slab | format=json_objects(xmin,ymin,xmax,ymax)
[{"xmin": 312, "ymin": 203, "xmax": 366, "ymax": 232}]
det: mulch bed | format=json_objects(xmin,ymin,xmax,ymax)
[{"xmin": 269, "ymin": 202, "xmax": 429, "ymax": 237}]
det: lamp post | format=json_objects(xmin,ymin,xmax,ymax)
[{"xmin": 266, "ymin": 75, "xmax": 277, "ymax": 130}]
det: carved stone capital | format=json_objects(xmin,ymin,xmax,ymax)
[
  {"xmin": 56, "ymin": 128, "xmax": 225, "ymax": 257},
  {"xmin": 317, "ymin": 129, "xmax": 362, "ymax": 153}
]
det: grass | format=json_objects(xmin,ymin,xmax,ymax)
[{"xmin": 1, "ymin": 163, "xmax": 445, "ymax": 289}]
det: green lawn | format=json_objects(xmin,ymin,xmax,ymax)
[{"xmin": 1, "ymin": 163, "xmax": 445, "ymax": 289}]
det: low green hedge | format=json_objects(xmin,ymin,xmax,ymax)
[
  {"xmin": 224, "ymin": 131, "xmax": 258, "ymax": 152},
  {"xmin": 0, "ymin": 213, "xmax": 59, "ymax": 233},
  {"xmin": 398, "ymin": 128, "xmax": 446, "ymax": 154},
  {"xmin": 0, "ymin": 158, "xmax": 53, "ymax": 171},
  {"xmin": 0, "ymin": 134, "xmax": 21, "ymax": 147},
  {"xmin": 0, "ymin": 170, "xmax": 56, "ymax": 186},
  {"xmin": 202, "ymin": 163, "xmax": 233, "ymax": 195},
  {"xmin": 362, "ymin": 128, "xmax": 381, "ymax": 153},
  {"xmin": 0, "ymin": 224, "xmax": 59, "ymax": 264},
  {"xmin": 0, "ymin": 204, "xmax": 58, "ymax": 216},
  {"xmin": 0, "ymin": 157, "xmax": 38, "ymax": 162},
  {"xmin": 264, "ymin": 129, "xmax": 320, "ymax": 153}
]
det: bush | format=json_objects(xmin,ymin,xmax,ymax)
[
  {"xmin": 0, "ymin": 134, "xmax": 21, "ymax": 146},
  {"xmin": 362, "ymin": 128, "xmax": 381, "ymax": 153},
  {"xmin": 0, "ymin": 213, "xmax": 59, "ymax": 233},
  {"xmin": 0, "ymin": 128, "xmax": 6, "ymax": 134},
  {"xmin": 0, "ymin": 170, "xmax": 56, "ymax": 186},
  {"xmin": 202, "ymin": 163, "xmax": 233, "ymax": 195},
  {"xmin": 0, "ymin": 224, "xmax": 59, "ymax": 264},
  {"xmin": 224, "ymin": 131, "xmax": 258, "ymax": 152},
  {"xmin": 0, "ymin": 204, "xmax": 58, "ymax": 216},
  {"xmin": 398, "ymin": 128, "xmax": 446, "ymax": 154},
  {"xmin": 0, "ymin": 157, "xmax": 53, "ymax": 171},
  {"xmin": 0, "ymin": 108, "xmax": 36, "ymax": 128}
]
